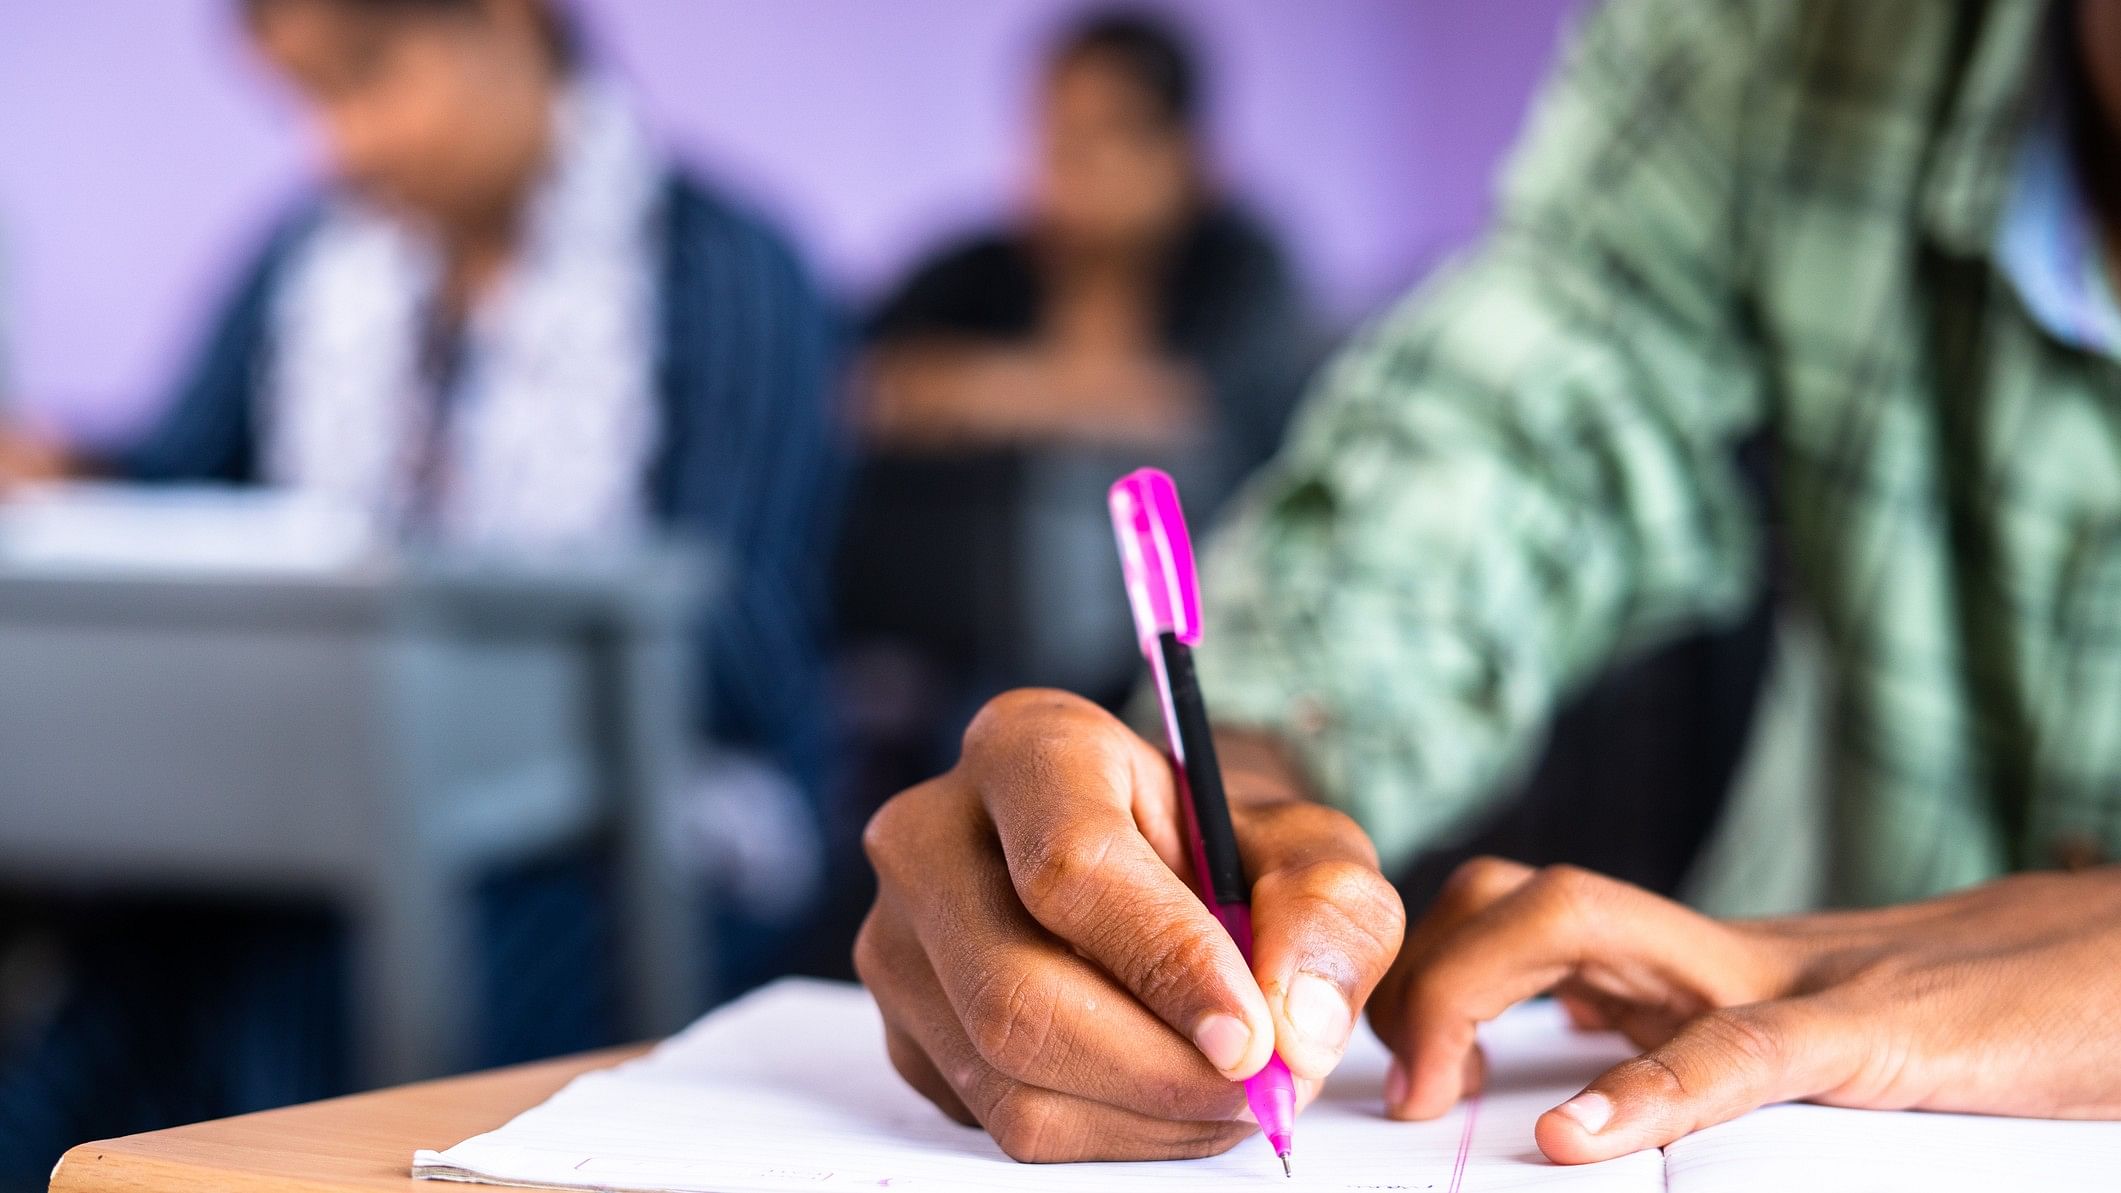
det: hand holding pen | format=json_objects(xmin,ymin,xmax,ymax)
[{"xmin": 856, "ymin": 471, "xmax": 1406, "ymax": 1165}]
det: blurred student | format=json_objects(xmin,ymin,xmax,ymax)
[
  {"xmin": 0, "ymin": 0, "xmax": 838, "ymax": 1174},
  {"xmin": 858, "ymin": 0, "xmax": 2121, "ymax": 1169},
  {"xmin": 830, "ymin": 11, "xmax": 1319, "ymax": 803},
  {"xmin": 6, "ymin": 0, "xmax": 839, "ymax": 816},
  {"xmin": 0, "ymin": 0, "xmax": 839, "ymax": 909},
  {"xmin": 861, "ymin": 11, "xmax": 1318, "ymax": 512}
]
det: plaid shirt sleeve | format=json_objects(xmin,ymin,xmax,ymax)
[{"xmin": 1192, "ymin": 0, "xmax": 1779, "ymax": 866}]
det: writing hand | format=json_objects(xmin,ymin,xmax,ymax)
[{"xmin": 856, "ymin": 690, "xmax": 1404, "ymax": 1161}]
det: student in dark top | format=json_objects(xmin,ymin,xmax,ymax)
[
  {"xmin": 862, "ymin": 11, "xmax": 1319, "ymax": 513},
  {"xmin": 826, "ymin": 15, "xmax": 1321, "ymax": 879},
  {"xmin": 0, "ymin": 0, "xmax": 839, "ymax": 1177}
]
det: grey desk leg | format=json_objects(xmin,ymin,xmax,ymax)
[
  {"xmin": 350, "ymin": 864, "xmax": 472, "ymax": 1087},
  {"xmin": 600, "ymin": 625, "xmax": 712, "ymax": 1037}
]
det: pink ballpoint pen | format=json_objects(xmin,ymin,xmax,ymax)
[{"xmin": 1108, "ymin": 467, "xmax": 1298, "ymax": 1177}]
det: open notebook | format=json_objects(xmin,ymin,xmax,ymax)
[{"xmin": 415, "ymin": 979, "xmax": 2121, "ymax": 1191}]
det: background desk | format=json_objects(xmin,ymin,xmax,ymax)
[
  {"xmin": 47, "ymin": 1044, "xmax": 648, "ymax": 1192},
  {"xmin": 0, "ymin": 549, "xmax": 712, "ymax": 1086}
]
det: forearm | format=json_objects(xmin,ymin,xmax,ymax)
[
  {"xmin": 1030, "ymin": 350, "xmax": 1205, "ymax": 444},
  {"xmin": 861, "ymin": 342, "xmax": 1204, "ymax": 449},
  {"xmin": 0, "ymin": 428, "xmax": 78, "ymax": 493},
  {"xmin": 1180, "ymin": 0, "xmax": 1770, "ymax": 871}
]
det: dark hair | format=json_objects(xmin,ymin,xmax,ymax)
[
  {"xmin": 240, "ymin": 0, "xmax": 582, "ymax": 73},
  {"xmin": 1052, "ymin": 10, "xmax": 1201, "ymax": 131}
]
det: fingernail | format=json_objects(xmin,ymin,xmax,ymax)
[
  {"xmin": 1193, "ymin": 1012, "xmax": 1252, "ymax": 1072},
  {"xmin": 1556, "ymin": 1091, "xmax": 1612, "ymax": 1135},
  {"xmin": 1385, "ymin": 1059, "xmax": 1409, "ymax": 1107},
  {"xmin": 1284, "ymin": 973, "xmax": 1353, "ymax": 1052}
]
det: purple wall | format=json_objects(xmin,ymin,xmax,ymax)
[{"xmin": 0, "ymin": 0, "xmax": 1582, "ymax": 438}]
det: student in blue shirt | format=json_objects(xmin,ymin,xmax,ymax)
[
  {"xmin": 8, "ymin": 0, "xmax": 841, "ymax": 809},
  {"xmin": 0, "ymin": 0, "xmax": 841, "ymax": 1175}
]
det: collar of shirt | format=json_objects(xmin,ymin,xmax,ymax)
[{"xmin": 1995, "ymin": 79, "xmax": 2121, "ymax": 358}]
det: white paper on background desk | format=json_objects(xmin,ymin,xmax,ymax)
[
  {"xmin": 413, "ymin": 978, "xmax": 2121, "ymax": 1192},
  {"xmin": 0, "ymin": 482, "xmax": 375, "ymax": 573}
]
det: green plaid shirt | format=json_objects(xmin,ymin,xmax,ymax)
[{"xmin": 1194, "ymin": 0, "xmax": 2121, "ymax": 908}]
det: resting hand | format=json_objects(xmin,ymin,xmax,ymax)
[
  {"xmin": 857, "ymin": 690, "xmax": 1404, "ymax": 1161},
  {"xmin": 1370, "ymin": 858, "xmax": 2121, "ymax": 1164},
  {"xmin": 0, "ymin": 426, "xmax": 73, "ymax": 496}
]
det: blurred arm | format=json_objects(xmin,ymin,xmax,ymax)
[
  {"xmin": 99, "ymin": 214, "xmax": 316, "ymax": 485},
  {"xmin": 858, "ymin": 237, "xmax": 1208, "ymax": 451},
  {"xmin": 860, "ymin": 340, "xmax": 1204, "ymax": 450},
  {"xmin": 1, "ymin": 214, "xmax": 308, "ymax": 492},
  {"xmin": 0, "ymin": 428, "xmax": 74, "ymax": 494},
  {"xmin": 1192, "ymin": 0, "xmax": 1774, "ymax": 867}
]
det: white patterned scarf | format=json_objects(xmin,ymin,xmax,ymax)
[
  {"xmin": 263, "ymin": 83, "xmax": 822, "ymax": 918},
  {"xmin": 262, "ymin": 79, "xmax": 664, "ymax": 549}
]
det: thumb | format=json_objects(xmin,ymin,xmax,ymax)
[{"xmin": 1534, "ymin": 1001, "xmax": 1853, "ymax": 1164}]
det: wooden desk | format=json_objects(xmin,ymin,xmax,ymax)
[{"xmin": 49, "ymin": 1045, "xmax": 648, "ymax": 1193}]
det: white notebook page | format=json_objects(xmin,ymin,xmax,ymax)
[
  {"xmin": 414, "ymin": 979, "xmax": 1662, "ymax": 1192},
  {"xmin": 1663, "ymin": 1097, "xmax": 2121, "ymax": 1193}
]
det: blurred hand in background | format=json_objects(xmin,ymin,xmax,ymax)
[{"xmin": 0, "ymin": 425, "xmax": 74, "ymax": 496}]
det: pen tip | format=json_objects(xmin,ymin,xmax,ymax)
[{"xmin": 1279, "ymin": 1150, "xmax": 1292, "ymax": 1178}]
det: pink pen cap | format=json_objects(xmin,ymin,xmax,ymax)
[{"xmin": 1110, "ymin": 466, "xmax": 1202, "ymax": 653}]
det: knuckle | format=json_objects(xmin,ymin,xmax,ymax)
[
  {"xmin": 1120, "ymin": 915, "xmax": 1235, "ymax": 1009},
  {"xmin": 1318, "ymin": 860, "xmax": 1407, "ymax": 936},
  {"xmin": 1265, "ymin": 859, "xmax": 1406, "ymax": 960},
  {"xmin": 1164, "ymin": 1121, "xmax": 1258, "ymax": 1160},
  {"xmin": 963, "ymin": 969, "xmax": 1059, "ymax": 1078},
  {"xmin": 1835, "ymin": 954, "xmax": 1911, "ymax": 999},
  {"xmin": 1011, "ymin": 725, "xmax": 1100, "ymax": 799},
  {"xmin": 964, "ymin": 690, "xmax": 1138, "ymax": 815},
  {"xmin": 1528, "ymin": 864, "xmax": 1606, "ymax": 921},
  {"xmin": 1443, "ymin": 855, "xmax": 1528, "ymax": 909},
  {"xmin": 1536, "ymin": 863, "xmax": 1600, "ymax": 899},
  {"xmin": 1157, "ymin": 1070, "xmax": 1248, "ymax": 1122},
  {"xmin": 1205, "ymin": 1121, "xmax": 1261, "ymax": 1157},
  {"xmin": 860, "ymin": 786, "xmax": 923, "ymax": 874},
  {"xmin": 850, "ymin": 915, "xmax": 887, "ymax": 991},
  {"xmin": 1276, "ymin": 800, "xmax": 1383, "ymax": 867},
  {"xmin": 1619, "ymin": 1049, "xmax": 1693, "ymax": 1102},
  {"xmin": 985, "ymin": 1084, "xmax": 1074, "ymax": 1163},
  {"xmin": 964, "ymin": 688, "xmax": 1098, "ymax": 761},
  {"xmin": 1012, "ymin": 831, "xmax": 1116, "ymax": 925},
  {"xmin": 1693, "ymin": 1007, "xmax": 1788, "ymax": 1076},
  {"xmin": 863, "ymin": 777, "xmax": 980, "ymax": 887}
]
